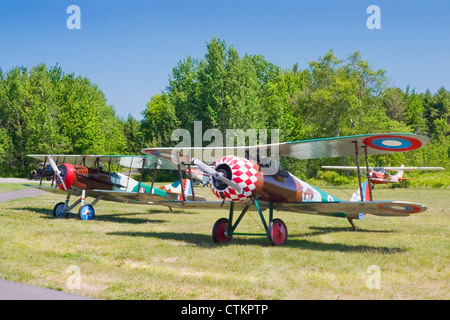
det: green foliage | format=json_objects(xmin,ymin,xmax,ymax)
[
  {"xmin": 316, "ymin": 170, "xmax": 355, "ymax": 186},
  {"xmin": 1, "ymin": 38, "xmax": 449, "ymax": 185},
  {"xmin": 0, "ymin": 64, "xmax": 126, "ymax": 173},
  {"xmin": 140, "ymin": 38, "xmax": 449, "ymax": 184},
  {"xmin": 149, "ymin": 37, "xmax": 281, "ymax": 145}
]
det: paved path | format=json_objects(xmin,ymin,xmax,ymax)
[
  {"xmin": 0, "ymin": 279, "xmax": 95, "ymax": 300},
  {"xmin": 0, "ymin": 177, "xmax": 50, "ymax": 202},
  {"xmin": 0, "ymin": 188, "xmax": 48, "ymax": 202},
  {"xmin": 0, "ymin": 178, "xmax": 96, "ymax": 299},
  {"xmin": 0, "ymin": 177, "xmax": 32, "ymax": 183}
]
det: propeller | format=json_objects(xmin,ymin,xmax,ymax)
[
  {"xmin": 192, "ymin": 158, "xmax": 242, "ymax": 194},
  {"xmin": 47, "ymin": 156, "xmax": 67, "ymax": 191}
]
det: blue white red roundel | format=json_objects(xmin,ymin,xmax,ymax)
[
  {"xmin": 362, "ymin": 135, "xmax": 423, "ymax": 152},
  {"xmin": 376, "ymin": 203, "xmax": 423, "ymax": 214}
]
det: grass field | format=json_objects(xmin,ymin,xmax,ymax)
[{"xmin": 0, "ymin": 182, "xmax": 448, "ymax": 300}]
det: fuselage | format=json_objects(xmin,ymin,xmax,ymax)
[
  {"xmin": 54, "ymin": 156, "xmax": 340, "ymax": 204},
  {"xmin": 369, "ymin": 171, "xmax": 401, "ymax": 184},
  {"xmin": 208, "ymin": 155, "xmax": 339, "ymax": 203}
]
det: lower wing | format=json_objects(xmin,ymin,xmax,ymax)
[
  {"xmin": 24, "ymin": 185, "xmax": 427, "ymax": 219},
  {"xmin": 275, "ymin": 201, "xmax": 427, "ymax": 219},
  {"xmin": 25, "ymin": 184, "xmax": 209, "ymax": 204}
]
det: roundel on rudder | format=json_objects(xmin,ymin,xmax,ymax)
[{"xmin": 210, "ymin": 155, "xmax": 261, "ymax": 202}]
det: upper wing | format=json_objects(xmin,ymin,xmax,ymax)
[
  {"xmin": 376, "ymin": 166, "xmax": 444, "ymax": 171},
  {"xmin": 278, "ymin": 133, "xmax": 429, "ymax": 159},
  {"xmin": 275, "ymin": 201, "xmax": 427, "ymax": 219},
  {"xmin": 322, "ymin": 166, "xmax": 444, "ymax": 171},
  {"xmin": 142, "ymin": 133, "xmax": 430, "ymax": 165},
  {"xmin": 26, "ymin": 154, "xmax": 177, "ymax": 170},
  {"xmin": 322, "ymin": 166, "xmax": 371, "ymax": 171}
]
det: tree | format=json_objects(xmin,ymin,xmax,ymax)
[
  {"xmin": 383, "ymin": 87, "xmax": 406, "ymax": 122},
  {"xmin": 423, "ymin": 87, "xmax": 450, "ymax": 139},
  {"xmin": 145, "ymin": 37, "xmax": 280, "ymax": 147},
  {"xmin": 142, "ymin": 93, "xmax": 178, "ymax": 147},
  {"xmin": 0, "ymin": 64, "xmax": 127, "ymax": 171},
  {"xmin": 123, "ymin": 114, "xmax": 144, "ymax": 154}
]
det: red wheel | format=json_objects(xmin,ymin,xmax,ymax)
[
  {"xmin": 268, "ymin": 218, "xmax": 288, "ymax": 246},
  {"xmin": 212, "ymin": 218, "xmax": 232, "ymax": 244}
]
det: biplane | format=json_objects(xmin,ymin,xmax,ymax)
[
  {"xmin": 27, "ymin": 133, "xmax": 430, "ymax": 246},
  {"xmin": 322, "ymin": 164, "xmax": 444, "ymax": 186}
]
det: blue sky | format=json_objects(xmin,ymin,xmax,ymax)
[{"xmin": 1, "ymin": 0, "xmax": 449, "ymax": 120}]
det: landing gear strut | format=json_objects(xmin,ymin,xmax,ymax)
[
  {"xmin": 52, "ymin": 190, "xmax": 102, "ymax": 221},
  {"xmin": 347, "ymin": 217, "xmax": 358, "ymax": 231},
  {"xmin": 212, "ymin": 199, "xmax": 288, "ymax": 246}
]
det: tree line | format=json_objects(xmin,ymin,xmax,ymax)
[{"xmin": 1, "ymin": 38, "xmax": 448, "ymax": 184}]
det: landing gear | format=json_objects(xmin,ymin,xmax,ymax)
[
  {"xmin": 52, "ymin": 191, "xmax": 102, "ymax": 221},
  {"xmin": 212, "ymin": 200, "xmax": 288, "ymax": 246}
]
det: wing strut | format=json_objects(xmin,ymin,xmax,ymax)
[
  {"xmin": 177, "ymin": 163, "xmax": 186, "ymax": 201},
  {"xmin": 352, "ymin": 141, "xmax": 363, "ymax": 201},
  {"xmin": 39, "ymin": 156, "xmax": 47, "ymax": 187},
  {"xmin": 350, "ymin": 141, "xmax": 364, "ymax": 231},
  {"xmin": 362, "ymin": 146, "xmax": 373, "ymax": 200},
  {"xmin": 137, "ymin": 157, "xmax": 146, "ymax": 194},
  {"xmin": 150, "ymin": 163, "xmax": 157, "ymax": 193},
  {"xmin": 348, "ymin": 142, "xmax": 375, "ymax": 231},
  {"xmin": 186, "ymin": 164, "xmax": 195, "ymax": 201}
]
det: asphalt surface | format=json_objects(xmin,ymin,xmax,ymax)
[
  {"xmin": 0, "ymin": 177, "xmax": 97, "ymax": 300},
  {"xmin": 0, "ymin": 279, "xmax": 95, "ymax": 300},
  {"xmin": 0, "ymin": 187, "xmax": 48, "ymax": 202}
]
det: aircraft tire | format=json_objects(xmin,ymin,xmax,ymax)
[
  {"xmin": 78, "ymin": 205, "xmax": 95, "ymax": 221},
  {"xmin": 53, "ymin": 202, "xmax": 68, "ymax": 218},
  {"xmin": 212, "ymin": 218, "xmax": 232, "ymax": 244},
  {"xmin": 268, "ymin": 218, "xmax": 288, "ymax": 246}
]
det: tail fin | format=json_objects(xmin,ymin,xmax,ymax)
[
  {"xmin": 351, "ymin": 181, "xmax": 370, "ymax": 202},
  {"xmin": 350, "ymin": 181, "xmax": 370, "ymax": 219},
  {"xmin": 393, "ymin": 164, "xmax": 405, "ymax": 181},
  {"xmin": 160, "ymin": 179, "xmax": 193, "ymax": 201}
]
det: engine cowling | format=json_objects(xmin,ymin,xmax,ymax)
[
  {"xmin": 210, "ymin": 155, "xmax": 261, "ymax": 202},
  {"xmin": 54, "ymin": 163, "xmax": 76, "ymax": 191}
]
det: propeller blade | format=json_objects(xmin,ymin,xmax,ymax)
[
  {"xmin": 192, "ymin": 158, "xmax": 242, "ymax": 194},
  {"xmin": 213, "ymin": 173, "xmax": 243, "ymax": 194},
  {"xmin": 47, "ymin": 156, "xmax": 67, "ymax": 191},
  {"xmin": 192, "ymin": 158, "xmax": 216, "ymax": 175}
]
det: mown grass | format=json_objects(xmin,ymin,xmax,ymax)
[{"xmin": 0, "ymin": 183, "xmax": 448, "ymax": 299}]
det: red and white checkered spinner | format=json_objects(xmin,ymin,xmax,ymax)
[{"xmin": 210, "ymin": 155, "xmax": 262, "ymax": 202}]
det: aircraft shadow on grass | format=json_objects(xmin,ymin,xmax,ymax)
[
  {"xmin": 21, "ymin": 206, "xmax": 402, "ymax": 253},
  {"xmin": 21, "ymin": 206, "xmax": 175, "ymax": 225},
  {"xmin": 293, "ymin": 226, "xmax": 394, "ymax": 238},
  {"xmin": 107, "ymin": 230, "xmax": 404, "ymax": 253}
]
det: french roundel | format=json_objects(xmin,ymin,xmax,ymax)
[
  {"xmin": 362, "ymin": 135, "xmax": 423, "ymax": 152},
  {"xmin": 376, "ymin": 203, "xmax": 423, "ymax": 214}
]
